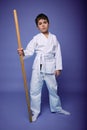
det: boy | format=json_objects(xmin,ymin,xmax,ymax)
[{"xmin": 18, "ymin": 13, "xmax": 70, "ymax": 122}]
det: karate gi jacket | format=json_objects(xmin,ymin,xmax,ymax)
[{"xmin": 24, "ymin": 32, "xmax": 63, "ymax": 74}]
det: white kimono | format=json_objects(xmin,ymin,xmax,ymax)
[
  {"xmin": 24, "ymin": 32, "xmax": 63, "ymax": 115},
  {"xmin": 24, "ymin": 32, "xmax": 63, "ymax": 73}
]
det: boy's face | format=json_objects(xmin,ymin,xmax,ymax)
[{"xmin": 37, "ymin": 19, "xmax": 49, "ymax": 33}]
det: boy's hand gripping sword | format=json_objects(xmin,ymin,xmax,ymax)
[{"xmin": 13, "ymin": 9, "xmax": 32, "ymax": 122}]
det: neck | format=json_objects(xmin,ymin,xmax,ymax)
[{"xmin": 42, "ymin": 31, "xmax": 49, "ymax": 38}]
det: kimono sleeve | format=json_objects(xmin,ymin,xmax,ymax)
[
  {"xmin": 23, "ymin": 37, "xmax": 36, "ymax": 59},
  {"xmin": 55, "ymin": 38, "xmax": 63, "ymax": 70}
]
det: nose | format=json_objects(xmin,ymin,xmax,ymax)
[{"xmin": 42, "ymin": 23, "xmax": 45, "ymax": 27}]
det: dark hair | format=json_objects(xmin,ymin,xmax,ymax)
[{"xmin": 35, "ymin": 13, "xmax": 49, "ymax": 26}]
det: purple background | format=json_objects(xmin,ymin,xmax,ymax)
[{"xmin": 0, "ymin": 0, "xmax": 86, "ymax": 130}]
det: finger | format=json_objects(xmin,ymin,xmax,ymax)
[
  {"xmin": 54, "ymin": 71, "xmax": 57, "ymax": 76},
  {"xmin": 17, "ymin": 48, "xmax": 23, "ymax": 51}
]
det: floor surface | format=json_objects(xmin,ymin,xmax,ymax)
[{"xmin": 0, "ymin": 91, "xmax": 86, "ymax": 130}]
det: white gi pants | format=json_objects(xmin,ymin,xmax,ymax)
[{"xmin": 30, "ymin": 69, "xmax": 62, "ymax": 115}]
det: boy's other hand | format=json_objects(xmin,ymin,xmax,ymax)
[
  {"xmin": 54, "ymin": 70, "xmax": 61, "ymax": 76},
  {"xmin": 17, "ymin": 48, "xmax": 24, "ymax": 56}
]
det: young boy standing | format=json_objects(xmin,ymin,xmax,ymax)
[{"xmin": 18, "ymin": 13, "xmax": 70, "ymax": 122}]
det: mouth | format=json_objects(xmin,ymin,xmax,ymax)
[{"xmin": 42, "ymin": 27, "xmax": 46, "ymax": 29}]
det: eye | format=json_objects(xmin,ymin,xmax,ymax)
[{"xmin": 38, "ymin": 22, "xmax": 42, "ymax": 25}]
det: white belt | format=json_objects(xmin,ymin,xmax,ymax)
[{"xmin": 36, "ymin": 53, "xmax": 55, "ymax": 73}]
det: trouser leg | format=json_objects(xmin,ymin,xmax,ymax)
[
  {"xmin": 30, "ymin": 70, "xmax": 43, "ymax": 115},
  {"xmin": 45, "ymin": 74, "xmax": 62, "ymax": 112}
]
